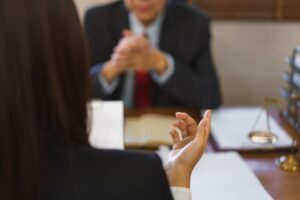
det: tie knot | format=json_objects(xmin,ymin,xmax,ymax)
[{"xmin": 143, "ymin": 31, "xmax": 148, "ymax": 39}]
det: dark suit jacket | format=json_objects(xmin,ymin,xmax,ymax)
[
  {"xmin": 44, "ymin": 145, "xmax": 173, "ymax": 200},
  {"xmin": 85, "ymin": 1, "xmax": 221, "ymax": 109}
]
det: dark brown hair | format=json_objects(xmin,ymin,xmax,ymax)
[{"xmin": 0, "ymin": 0, "xmax": 90, "ymax": 199}]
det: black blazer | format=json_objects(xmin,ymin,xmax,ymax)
[
  {"xmin": 44, "ymin": 145, "xmax": 173, "ymax": 200},
  {"xmin": 85, "ymin": 1, "xmax": 221, "ymax": 109}
]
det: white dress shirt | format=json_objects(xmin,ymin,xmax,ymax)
[{"xmin": 171, "ymin": 187, "xmax": 192, "ymax": 200}]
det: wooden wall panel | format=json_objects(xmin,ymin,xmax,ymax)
[
  {"xmin": 281, "ymin": 0, "xmax": 300, "ymax": 20},
  {"xmin": 192, "ymin": 0, "xmax": 300, "ymax": 20}
]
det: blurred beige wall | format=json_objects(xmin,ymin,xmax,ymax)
[
  {"xmin": 74, "ymin": 0, "xmax": 115, "ymax": 19},
  {"xmin": 74, "ymin": 0, "xmax": 300, "ymax": 106},
  {"xmin": 212, "ymin": 22, "xmax": 300, "ymax": 106}
]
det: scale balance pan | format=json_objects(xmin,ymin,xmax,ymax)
[{"xmin": 248, "ymin": 131, "xmax": 278, "ymax": 144}]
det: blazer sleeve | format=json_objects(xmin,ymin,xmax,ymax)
[
  {"xmin": 84, "ymin": 6, "xmax": 123, "ymax": 99},
  {"xmin": 148, "ymin": 154, "xmax": 174, "ymax": 200},
  {"xmin": 161, "ymin": 17, "xmax": 221, "ymax": 109}
]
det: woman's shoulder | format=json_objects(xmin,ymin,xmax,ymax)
[
  {"xmin": 74, "ymin": 145, "xmax": 161, "ymax": 166},
  {"xmin": 45, "ymin": 145, "xmax": 173, "ymax": 199},
  {"xmin": 72, "ymin": 145, "xmax": 166, "ymax": 182}
]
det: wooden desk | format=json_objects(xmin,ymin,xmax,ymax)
[
  {"xmin": 242, "ymin": 153, "xmax": 299, "ymax": 200},
  {"xmin": 125, "ymin": 107, "xmax": 300, "ymax": 200}
]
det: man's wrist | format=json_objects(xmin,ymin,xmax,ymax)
[
  {"xmin": 150, "ymin": 49, "xmax": 168, "ymax": 74},
  {"xmin": 102, "ymin": 61, "xmax": 121, "ymax": 82}
]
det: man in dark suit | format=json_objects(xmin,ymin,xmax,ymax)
[{"xmin": 85, "ymin": 0, "xmax": 221, "ymax": 109}]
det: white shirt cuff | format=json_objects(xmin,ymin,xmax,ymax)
[
  {"xmin": 98, "ymin": 71, "xmax": 120, "ymax": 95},
  {"xmin": 170, "ymin": 187, "xmax": 192, "ymax": 200},
  {"xmin": 151, "ymin": 53, "xmax": 175, "ymax": 84}
]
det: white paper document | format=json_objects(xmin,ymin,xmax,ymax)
[
  {"xmin": 191, "ymin": 152, "xmax": 273, "ymax": 200},
  {"xmin": 211, "ymin": 107, "xmax": 293, "ymax": 150},
  {"xmin": 88, "ymin": 101, "xmax": 124, "ymax": 150}
]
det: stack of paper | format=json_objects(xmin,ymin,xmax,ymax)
[
  {"xmin": 88, "ymin": 101, "xmax": 124, "ymax": 150},
  {"xmin": 191, "ymin": 152, "xmax": 272, "ymax": 200},
  {"xmin": 211, "ymin": 107, "xmax": 293, "ymax": 151}
]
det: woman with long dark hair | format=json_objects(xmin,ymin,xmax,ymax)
[{"xmin": 0, "ymin": 0, "xmax": 211, "ymax": 199}]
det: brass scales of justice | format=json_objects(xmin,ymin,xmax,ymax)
[
  {"xmin": 248, "ymin": 97, "xmax": 299, "ymax": 172},
  {"xmin": 248, "ymin": 97, "xmax": 280, "ymax": 145}
]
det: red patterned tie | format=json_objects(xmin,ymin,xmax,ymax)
[
  {"xmin": 134, "ymin": 32, "xmax": 151, "ymax": 107},
  {"xmin": 135, "ymin": 70, "xmax": 151, "ymax": 107}
]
